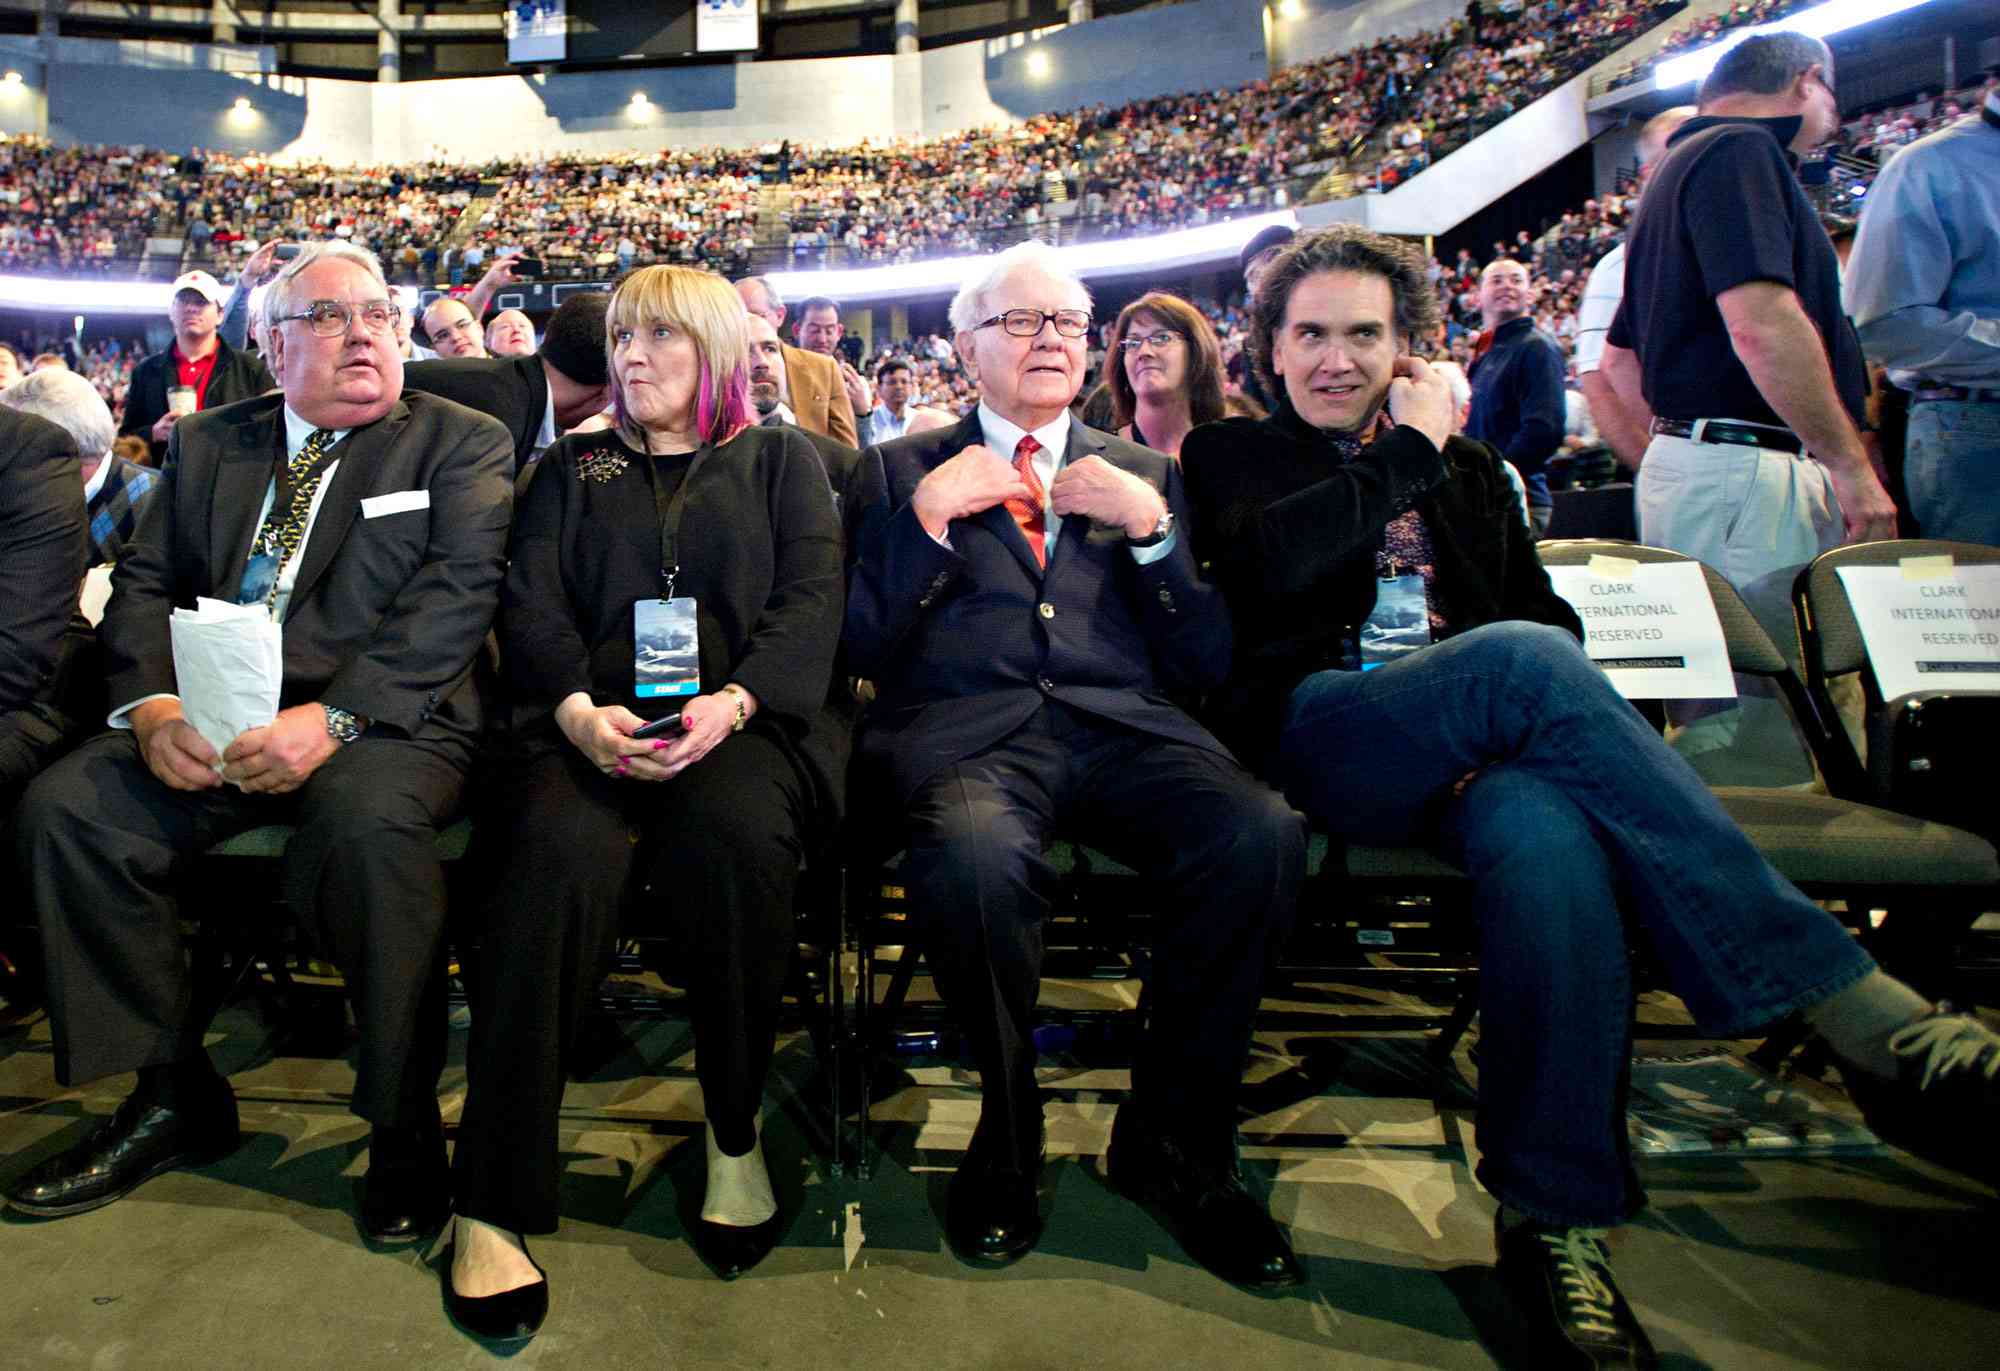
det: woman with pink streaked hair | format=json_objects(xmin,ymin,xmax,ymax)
[{"xmin": 446, "ymin": 266, "xmax": 848, "ymax": 1341}]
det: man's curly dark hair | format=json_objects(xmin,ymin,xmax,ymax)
[{"xmin": 1250, "ymin": 224, "xmax": 1440, "ymax": 402}]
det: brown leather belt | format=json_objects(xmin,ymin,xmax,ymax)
[{"xmin": 1650, "ymin": 417, "xmax": 1803, "ymax": 455}]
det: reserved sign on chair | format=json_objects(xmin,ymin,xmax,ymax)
[
  {"xmin": 1835, "ymin": 562, "xmax": 2000, "ymax": 701},
  {"xmin": 1545, "ymin": 560, "xmax": 1735, "ymax": 699}
]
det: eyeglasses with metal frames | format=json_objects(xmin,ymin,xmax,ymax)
[
  {"xmin": 1118, "ymin": 330, "xmax": 1185, "ymax": 353},
  {"xmin": 279, "ymin": 299, "xmax": 402, "ymax": 338}
]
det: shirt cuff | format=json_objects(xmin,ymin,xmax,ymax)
[
  {"xmin": 109, "ymin": 693, "xmax": 179, "ymax": 730},
  {"xmin": 1129, "ymin": 529, "xmax": 1178, "ymax": 565}
]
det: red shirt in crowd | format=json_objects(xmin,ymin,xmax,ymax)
[{"xmin": 173, "ymin": 343, "xmax": 220, "ymax": 407}]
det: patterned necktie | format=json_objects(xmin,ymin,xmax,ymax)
[
  {"xmin": 1004, "ymin": 433, "xmax": 1048, "ymax": 568},
  {"xmin": 238, "ymin": 427, "xmax": 339, "ymax": 609}
]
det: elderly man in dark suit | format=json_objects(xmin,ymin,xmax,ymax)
[
  {"xmin": 845, "ymin": 242, "xmax": 1305, "ymax": 1288},
  {"xmin": 8, "ymin": 242, "xmax": 514, "ymax": 1242},
  {"xmin": 0, "ymin": 404, "xmax": 85, "ymax": 817},
  {"xmin": 402, "ymin": 291, "xmax": 612, "ymax": 471}
]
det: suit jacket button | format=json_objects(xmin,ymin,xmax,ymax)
[
  {"xmin": 1037, "ymin": 676, "xmax": 1054, "ymax": 693},
  {"xmin": 1157, "ymin": 588, "xmax": 1175, "ymax": 612},
  {"xmin": 1038, "ymin": 602, "xmax": 1055, "ymax": 620},
  {"xmin": 932, "ymin": 572, "xmax": 950, "ymax": 589}
]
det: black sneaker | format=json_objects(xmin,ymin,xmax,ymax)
[
  {"xmin": 1841, "ymin": 1003, "xmax": 2000, "ymax": 1186},
  {"xmin": 1494, "ymin": 1217, "xmax": 1659, "ymax": 1370}
]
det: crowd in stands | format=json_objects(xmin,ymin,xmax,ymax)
[
  {"xmin": 1370, "ymin": 0, "xmax": 1685, "ymax": 187},
  {"xmin": 180, "ymin": 154, "xmax": 489, "ymax": 283},
  {"xmin": 0, "ymin": 138, "xmax": 182, "ymax": 275},
  {"xmin": 462, "ymin": 150, "xmax": 763, "ymax": 281},
  {"xmin": 1841, "ymin": 82, "xmax": 1992, "ymax": 165},
  {"xmin": 0, "ymin": 333, "xmax": 146, "ymax": 421},
  {"xmin": 1606, "ymin": 0, "xmax": 1815, "ymax": 89}
]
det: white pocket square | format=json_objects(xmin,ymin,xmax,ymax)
[{"xmin": 361, "ymin": 489, "xmax": 430, "ymax": 518}]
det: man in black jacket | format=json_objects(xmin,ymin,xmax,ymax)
[
  {"xmin": 1182, "ymin": 224, "xmax": 2000, "ymax": 1371},
  {"xmin": 402, "ymin": 291, "xmax": 611, "ymax": 471},
  {"xmin": 1466, "ymin": 257, "xmax": 1565, "ymax": 535},
  {"xmin": 0, "ymin": 406, "xmax": 85, "ymax": 816},
  {"xmin": 8, "ymin": 243, "xmax": 514, "ymax": 1241},
  {"xmin": 119, "ymin": 270, "xmax": 274, "ymax": 464}
]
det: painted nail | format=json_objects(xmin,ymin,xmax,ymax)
[{"xmin": 653, "ymin": 739, "xmax": 669, "ymax": 749}]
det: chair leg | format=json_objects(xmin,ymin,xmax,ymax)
[{"xmin": 1428, "ymin": 978, "xmax": 1480, "ymax": 1065}]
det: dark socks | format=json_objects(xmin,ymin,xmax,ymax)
[{"xmin": 135, "ymin": 1058, "xmax": 225, "ymax": 1108}]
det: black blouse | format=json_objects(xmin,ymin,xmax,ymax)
[{"xmin": 498, "ymin": 422, "xmax": 850, "ymax": 815}]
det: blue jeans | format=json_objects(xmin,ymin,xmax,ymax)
[
  {"xmin": 1905, "ymin": 399, "xmax": 2000, "ymax": 546},
  {"xmin": 1276, "ymin": 622, "xmax": 1875, "ymax": 1225}
]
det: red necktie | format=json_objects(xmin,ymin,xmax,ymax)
[{"xmin": 1005, "ymin": 434, "xmax": 1047, "ymax": 568}]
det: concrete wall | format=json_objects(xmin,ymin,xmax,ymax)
[{"xmin": 4, "ymin": 0, "xmax": 1266, "ymax": 163}]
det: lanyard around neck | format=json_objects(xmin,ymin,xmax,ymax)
[{"xmin": 635, "ymin": 437, "xmax": 714, "ymax": 602}]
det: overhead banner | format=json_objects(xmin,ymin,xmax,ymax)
[
  {"xmin": 696, "ymin": 0, "xmax": 760, "ymax": 52},
  {"xmin": 1835, "ymin": 561, "xmax": 2000, "ymax": 702},
  {"xmin": 1546, "ymin": 558, "xmax": 1736, "ymax": 699}
]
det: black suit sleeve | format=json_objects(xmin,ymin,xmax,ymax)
[
  {"xmin": 0, "ymin": 415, "xmax": 85, "ymax": 713},
  {"xmin": 842, "ymin": 445, "xmax": 969, "ymax": 682},
  {"xmin": 1183, "ymin": 422, "xmax": 1448, "ymax": 599},
  {"xmin": 1498, "ymin": 340, "xmax": 1566, "ymax": 481},
  {"xmin": 1128, "ymin": 456, "xmax": 1233, "ymax": 693},
  {"xmin": 497, "ymin": 456, "xmax": 591, "ymax": 720},
  {"xmin": 322, "ymin": 415, "xmax": 514, "ymax": 735},
  {"xmin": 727, "ymin": 430, "xmax": 845, "ymax": 730}
]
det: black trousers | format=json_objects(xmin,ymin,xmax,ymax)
[
  {"xmin": 0, "ymin": 703, "xmax": 76, "ymax": 819},
  {"xmin": 16, "ymin": 728, "xmax": 468, "ymax": 1124},
  {"xmin": 452, "ymin": 727, "xmax": 813, "ymax": 1235},
  {"xmin": 896, "ymin": 703, "xmax": 1305, "ymax": 1173}
]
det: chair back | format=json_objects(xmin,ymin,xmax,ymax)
[
  {"xmin": 1794, "ymin": 539, "xmax": 2000, "ymax": 683},
  {"xmin": 1536, "ymin": 539, "xmax": 1791, "ymax": 676}
]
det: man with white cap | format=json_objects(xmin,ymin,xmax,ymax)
[{"xmin": 119, "ymin": 269, "xmax": 273, "ymax": 463}]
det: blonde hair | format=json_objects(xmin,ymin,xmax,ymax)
[{"xmin": 606, "ymin": 266, "xmax": 752, "ymax": 445}]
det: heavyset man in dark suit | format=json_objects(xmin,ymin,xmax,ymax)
[
  {"xmin": 0, "ymin": 405, "xmax": 86, "ymax": 817},
  {"xmin": 844, "ymin": 242, "xmax": 1306, "ymax": 1288},
  {"xmin": 7, "ymin": 242, "xmax": 515, "ymax": 1241}
]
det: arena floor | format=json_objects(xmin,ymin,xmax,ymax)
[{"xmin": 1, "ymin": 978, "xmax": 1994, "ymax": 1371}]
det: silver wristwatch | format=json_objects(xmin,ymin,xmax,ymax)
[
  {"xmin": 323, "ymin": 704, "xmax": 366, "ymax": 744},
  {"xmin": 1127, "ymin": 507, "xmax": 1175, "ymax": 548}
]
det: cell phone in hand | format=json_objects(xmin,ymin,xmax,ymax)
[
  {"xmin": 511, "ymin": 256, "xmax": 544, "ymax": 278},
  {"xmin": 631, "ymin": 713, "xmax": 686, "ymax": 740}
]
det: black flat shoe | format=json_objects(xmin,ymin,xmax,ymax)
[
  {"xmin": 6, "ymin": 1088, "xmax": 240, "ymax": 1218},
  {"xmin": 692, "ymin": 1213, "xmax": 783, "ymax": 1280},
  {"xmin": 442, "ymin": 1228, "xmax": 549, "ymax": 1345},
  {"xmin": 1105, "ymin": 1104, "xmax": 1302, "ymax": 1293},
  {"xmin": 362, "ymin": 1120, "xmax": 450, "ymax": 1243}
]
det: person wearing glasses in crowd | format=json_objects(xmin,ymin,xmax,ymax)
[
  {"xmin": 1106, "ymin": 291, "xmax": 1227, "ymax": 460},
  {"xmin": 445, "ymin": 266, "xmax": 846, "ymax": 1343},
  {"xmin": 846, "ymin": 241, "xmax": 1305, "ymax": 1290},
  {"xmin": 1179, "ymin": 224, "xmax": 2000, "ymax": 1370},
  {"xmin": 9, "ymin": 243, "xmax": 515, "ymax": 1251}
]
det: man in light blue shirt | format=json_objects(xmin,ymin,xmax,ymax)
[
  {"xmin": 862, "ymin": 356, "xmax": 916, "ymax": 446},
  {"xmin": 1846, "ymin": 82, "xmax": 2000, "ymax": 543}
]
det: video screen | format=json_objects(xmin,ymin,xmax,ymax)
[
  {"xmin": 507, "ymin": 0, "xmax": 568, "ymax": 63},
  {"xmin": 695, "ymin": 0, "xmax": 760, "ymax": 53}
]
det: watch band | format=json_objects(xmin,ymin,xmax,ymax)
[{"xmin": 1126, "ymin": 506, "xmax": 1175, "ymax": 548}]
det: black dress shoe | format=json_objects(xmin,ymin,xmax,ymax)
[
  {"xmin": 1494, "ymin": 1216, "xmax": 1658, "ymax": 1370},
  {"xmin": 361, "ymin": 1121, "xmax": 450, "ymax": 1243},
  {"xmin": 6, "ymin": 1087, "xmax": 240, "ymax": 1218},
  {"xmin": 1105, "ymin": 1105, "xmax": 1303, "ymax": 1293},
  {"xmin": 945, "ymin": 1127, "xmax": 1044, "ymax": 1268},
  {"xmin": 1835, "ymin": 1003, "xmax": 2000, "ymax": 1187},
  {"xmin": 692, "ymin": 1213, "xmax": 784, "ymax": 1280},
  {"xmin": 442, "ymin": 1225, "xmax": 549, "ymax": 1345}
]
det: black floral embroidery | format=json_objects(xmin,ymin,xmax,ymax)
[{"xmin": 576, "ymin": 447, "xmax": 630, "ymax": 484}]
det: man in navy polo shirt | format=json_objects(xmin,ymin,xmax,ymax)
[
  {"xmin": 1467, "ymin": 257, "xmax": 1566, "ymax": 536},
  {"xmin": 1600, "ymin": 32, "xmax": 1896, "ymax": 782}
]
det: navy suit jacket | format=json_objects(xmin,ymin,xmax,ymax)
[{"xmin": 845, "ymin": 409, "xmax": 1233, "ymax": 808}]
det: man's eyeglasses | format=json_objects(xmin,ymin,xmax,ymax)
[
  {"xmin": 1118, "ymin": 330, "xmax": 1184, "ymax": 353},
  {"xmin": 976, "ymin": 308, "xmax": 1092, "ymax": 339},
  {"xmin": 278, "ymin": 299, "xmax": 402, "ymax": 338}
]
